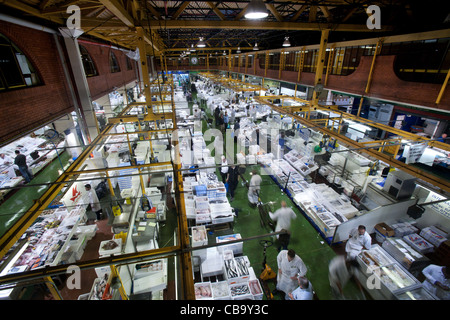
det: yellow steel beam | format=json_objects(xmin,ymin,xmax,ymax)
[
  {"xmin": 290, "ymin": 5, "xmax": 307, "ymax": 22},
  {"xmin": 206, "ymin": 2, "xmax": 226, "ymax": 20},
  {"xmin": 357, "ymin": 96, "xmax": 364, "ymax": 117},
  {"xmin": 279, "ymin": 48, "xmax": 285, "ymax": 79},
  {"xmin": 99, "ymin": 0, "xmax": 135, "ymax": 27},
  {"xmin": 324, "ymin": 44, "xmax": 336, "ymax": 86},
  {"xmin": 0, "ymin": 245, "xmax": 180, "ymax": 286},
  {"xmin": 0, "ymin": 125, "xmax": 109, "ymax": 258},
  {"xmin": 172, "ymin": 1, "xmax": 190, "ymax": 19},
  {"xmin": 312, "ymin": 29, "xmax": 330, "ymax": 106},
  {"xmin": 297, "ymin": 46, "xmax": 306, "ymax": 82},
  {"xmin": 365, "ymin": 38, "xmax": 383, "ymax": 93},
  {"xmin": 44, "ymin": 276, "xmax": 62, "ymax": 300},
  {"xmin": 136, "ymin": 26, "xmax": 154, "ymax": 101},
  {"xmin": 314, "ymin": 105, "xmax": 450, "ymax": 151},
  {"xmin": 267, "ymin": 4, "xmax": 283, "ymax": 22},
  {"xmin": 171, "ymin": 128, "xmax": 194, "ymax": 299},
  {"xmin": 255, "ymin": 97, "xmax": 450, "ymax": 193},
  {"xmin": 107, "ymin": 112, "xmax": 174, "ymax": 123},
  {"xmin": 152, "ymin": 20, "xmax": 391, "ymax": 32},
  {"xmin": 63, "ymin": 162, "xmax": 173, "ymax": 176},
  {"xmin": 99, "ymin": 0, "xmax": 161, "ymax": 51},
  {"xmin": 436, "ymin": 66, "xmax": 450, "ymax": 104},
  {"xmin": 255, "ymin": 92, "xmax": 450, "ymax": 151}
]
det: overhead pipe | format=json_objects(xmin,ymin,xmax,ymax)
[{"xmin": 0, "ymin": 13, "xmax": 58, "ymax": 34}]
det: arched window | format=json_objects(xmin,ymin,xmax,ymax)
[
  {"xmin": 0, "ymin": 33, "xmax": 42, "ymax": 91},
  {"xmin": 79, "ymin": 45, "xmax": 98, "ymax": 77},
  {"xmin": 126, "ymin": 56, "xmax": 133, "ymax": 70},
  {"xmin": 109, "ymin": 51, "xmax": 121, "ymax": 73}
]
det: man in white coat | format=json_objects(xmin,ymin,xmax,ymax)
[
  {"xmin": 275, "ymin": 249, "xmax": 307, "ymax": 298},
  {"xmin": 421, "ymin": 264, "xmax": 450, "ymax": 300},
  {"xmin": 345, "ymin": 225, "xmax": 371, "ymax": 260},
  {"xmin": 85, "ymin": 184, "xmax": 103, "ymax": 221},
  {"xmin": 248, "ymin": 169, "xmax": 262, "ymax": 205},
  {"xmin": 269, "ymin": 201, "xmax": 297, "ymax": 250}
]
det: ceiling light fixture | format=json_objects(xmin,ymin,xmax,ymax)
[
  {"xmin": 245, "ymin": 0, "xmax": 269, "ymax": 19},
  {"xmin": 237, "ymin": 46, "xmax": 241, "ymax": 54},
  {"xmin": 190, "ymin": 44, "xmax": 196, "ymax": 52},
  {"xmin": 283, "ymin": 36, "xmax": 291, "ymax": 47},
  {"xmin": 197, "ymin": 37, "xmax": 206, "ymax": 48},
  {"xmin": 253, "ymin": 42, "xmax": 259, "ymax": 50}
]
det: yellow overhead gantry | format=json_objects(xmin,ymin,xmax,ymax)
[
  {"xmin": 0, "ymin": 39, "xmax": 196, "ymax": 301},
  {"xmin": 253, "ymin": 95, "xmax": 450, "ymax": 194}
]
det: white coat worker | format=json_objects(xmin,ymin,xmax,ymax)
[
  {"xmin": 247, "ymin": 169, "xmax": 262, "ymax": 205},
  {"xmin": 275, "ymin": 249, "xmax": 307, "ymax": 298},
  {"xmin": 0, "ymin": 153, "xmax": 13, "ymax": 166},
  {"xmin": 220, "ymin": 155, "xmax": 228, "ymax": 184},
  {"xmin": 345, "ymin": 225, "xmax": 372, "ymax": 260},
  {"xmin": 328, "ymin": 255, "xmax": 362, "ymax": 299},
  {"xmin": 229, "ymin": 106, "xmax": 235, "ymax": 124},
  {"xmin": 85, "ymin": 184, "xmax": 103, "ymax": 221},
  {"xmin": 193, "ymin": 108, "xmax": 201, "ymax": 120},
  {"xmin": 269, "ymin": 201, "xmax": 297, "ymax": 250},
  {"xmin": 421, "ymin": 264, "xmax": 450, "ymax": 300}
]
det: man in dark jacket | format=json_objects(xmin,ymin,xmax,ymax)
[
  {"xmin": 227, "ymin": 164, "xmax": 240, "ymax": 202},
  {"xmin": 14, "ymin": 150, "xmax": 32, "ymax": 183}
]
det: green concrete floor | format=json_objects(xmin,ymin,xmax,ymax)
[
  {"xmin": 194, "ymin": 94, "xmax": 365, "ymax": 300},
  {"xmin": 0, "ymin": 91, "xmax": 364, "ymax": 300},
  {"xmin": 0, "ymin": 151, "xmax": 72, "ymax": 238}
]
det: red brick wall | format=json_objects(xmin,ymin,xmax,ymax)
[
  {"xmin": 0, "ymin": 21, "xmax": 74, "ymax": 145},
  {"xmin": 79, "ymin": 41, "xmax": 137, "ymax": 101},
  {"xmin": 0, "ymin": 22, "xmax": 138, "ymax": 145},
  {"xmin": 187, "ymin": 55, "xmax": 450, "ymax": 112}
]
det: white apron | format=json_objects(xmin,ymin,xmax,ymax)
[{"xmin": 276, "ymin": 251, "xmax": 307, "ymax": 294}]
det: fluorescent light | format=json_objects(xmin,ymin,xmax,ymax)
[
  {"xmin": 282, "ymin": 36, "xmax": 291, "ymax": 47},
  {"xmin": 197, "ymin": 37, "xmax": 206, "ymax": 48},
  {"xmin": 244, "ymin": 0, "xmax": 268, "ymax": 19}
]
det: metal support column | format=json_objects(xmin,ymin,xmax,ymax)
[
  {"xmin": 365, "ymin": 39, "xmax": 383, "ymax": 94},
  {"xmin": 59, "ymin": 28, "xmax": 100, "ymax": 142},
  {"xmin": 436, "ymin": 67, "xmax": 450, "ymax": 104},
  {"xmin": 312, "ymin": 29, "xmax": 330, "ymax": 107},
  {"xmin": 136, "ymin": 27, "xmax": 153, "ymax": 108}
]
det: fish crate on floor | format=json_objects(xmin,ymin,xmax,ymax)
[{"xmin": 230, "ymin": 282, "xmax": 253, "ymax": 300}]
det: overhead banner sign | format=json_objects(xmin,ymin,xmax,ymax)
[{"xmin": 403, "ymin": 143, "xmax": 427, "ymax": 164}]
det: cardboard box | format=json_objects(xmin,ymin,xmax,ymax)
[{"xmin": 375, "ymin": 223, "xmax": 395, "ymax": 237}]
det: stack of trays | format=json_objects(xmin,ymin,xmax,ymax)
[{"xmin": 403, "ymin": 233, "xmax": 434, "ymax": 254}]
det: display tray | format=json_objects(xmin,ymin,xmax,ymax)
[
  {"xmin": 395, "ymin": 287, "xmax": 436, "ymax": 300},
  {"xmin": 357, "ymin": 245, "xmax": 422, "ymax": 298}
]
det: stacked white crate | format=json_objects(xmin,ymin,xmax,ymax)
[
  {"xmin": 248, "ymin": 279, "xmax": 263, "ymax": 300},
  {"xmin": 191, "ymin": 225, "xmax": 208, "ymax": 247},
  {"xmin": 194, "ymin": 282, "xmax": 213, "ymax": 300},
  {"xmin": 229, "ymin": 282, "xmax": 253, "ymax": 300},
  {"xmin": 195, "ymin": 196, "xmax": 211, "ymax": 224},
  {"xmin": 223, "ymin": 256, "xmax": 251, "ymax": 285},
  {"xmin": 216, "ymin": 233, "xmax": 243, "ymax": 255},
  {"xmin": 210, "ymin": 281, "xmax": 231, "ymax": 300}
]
